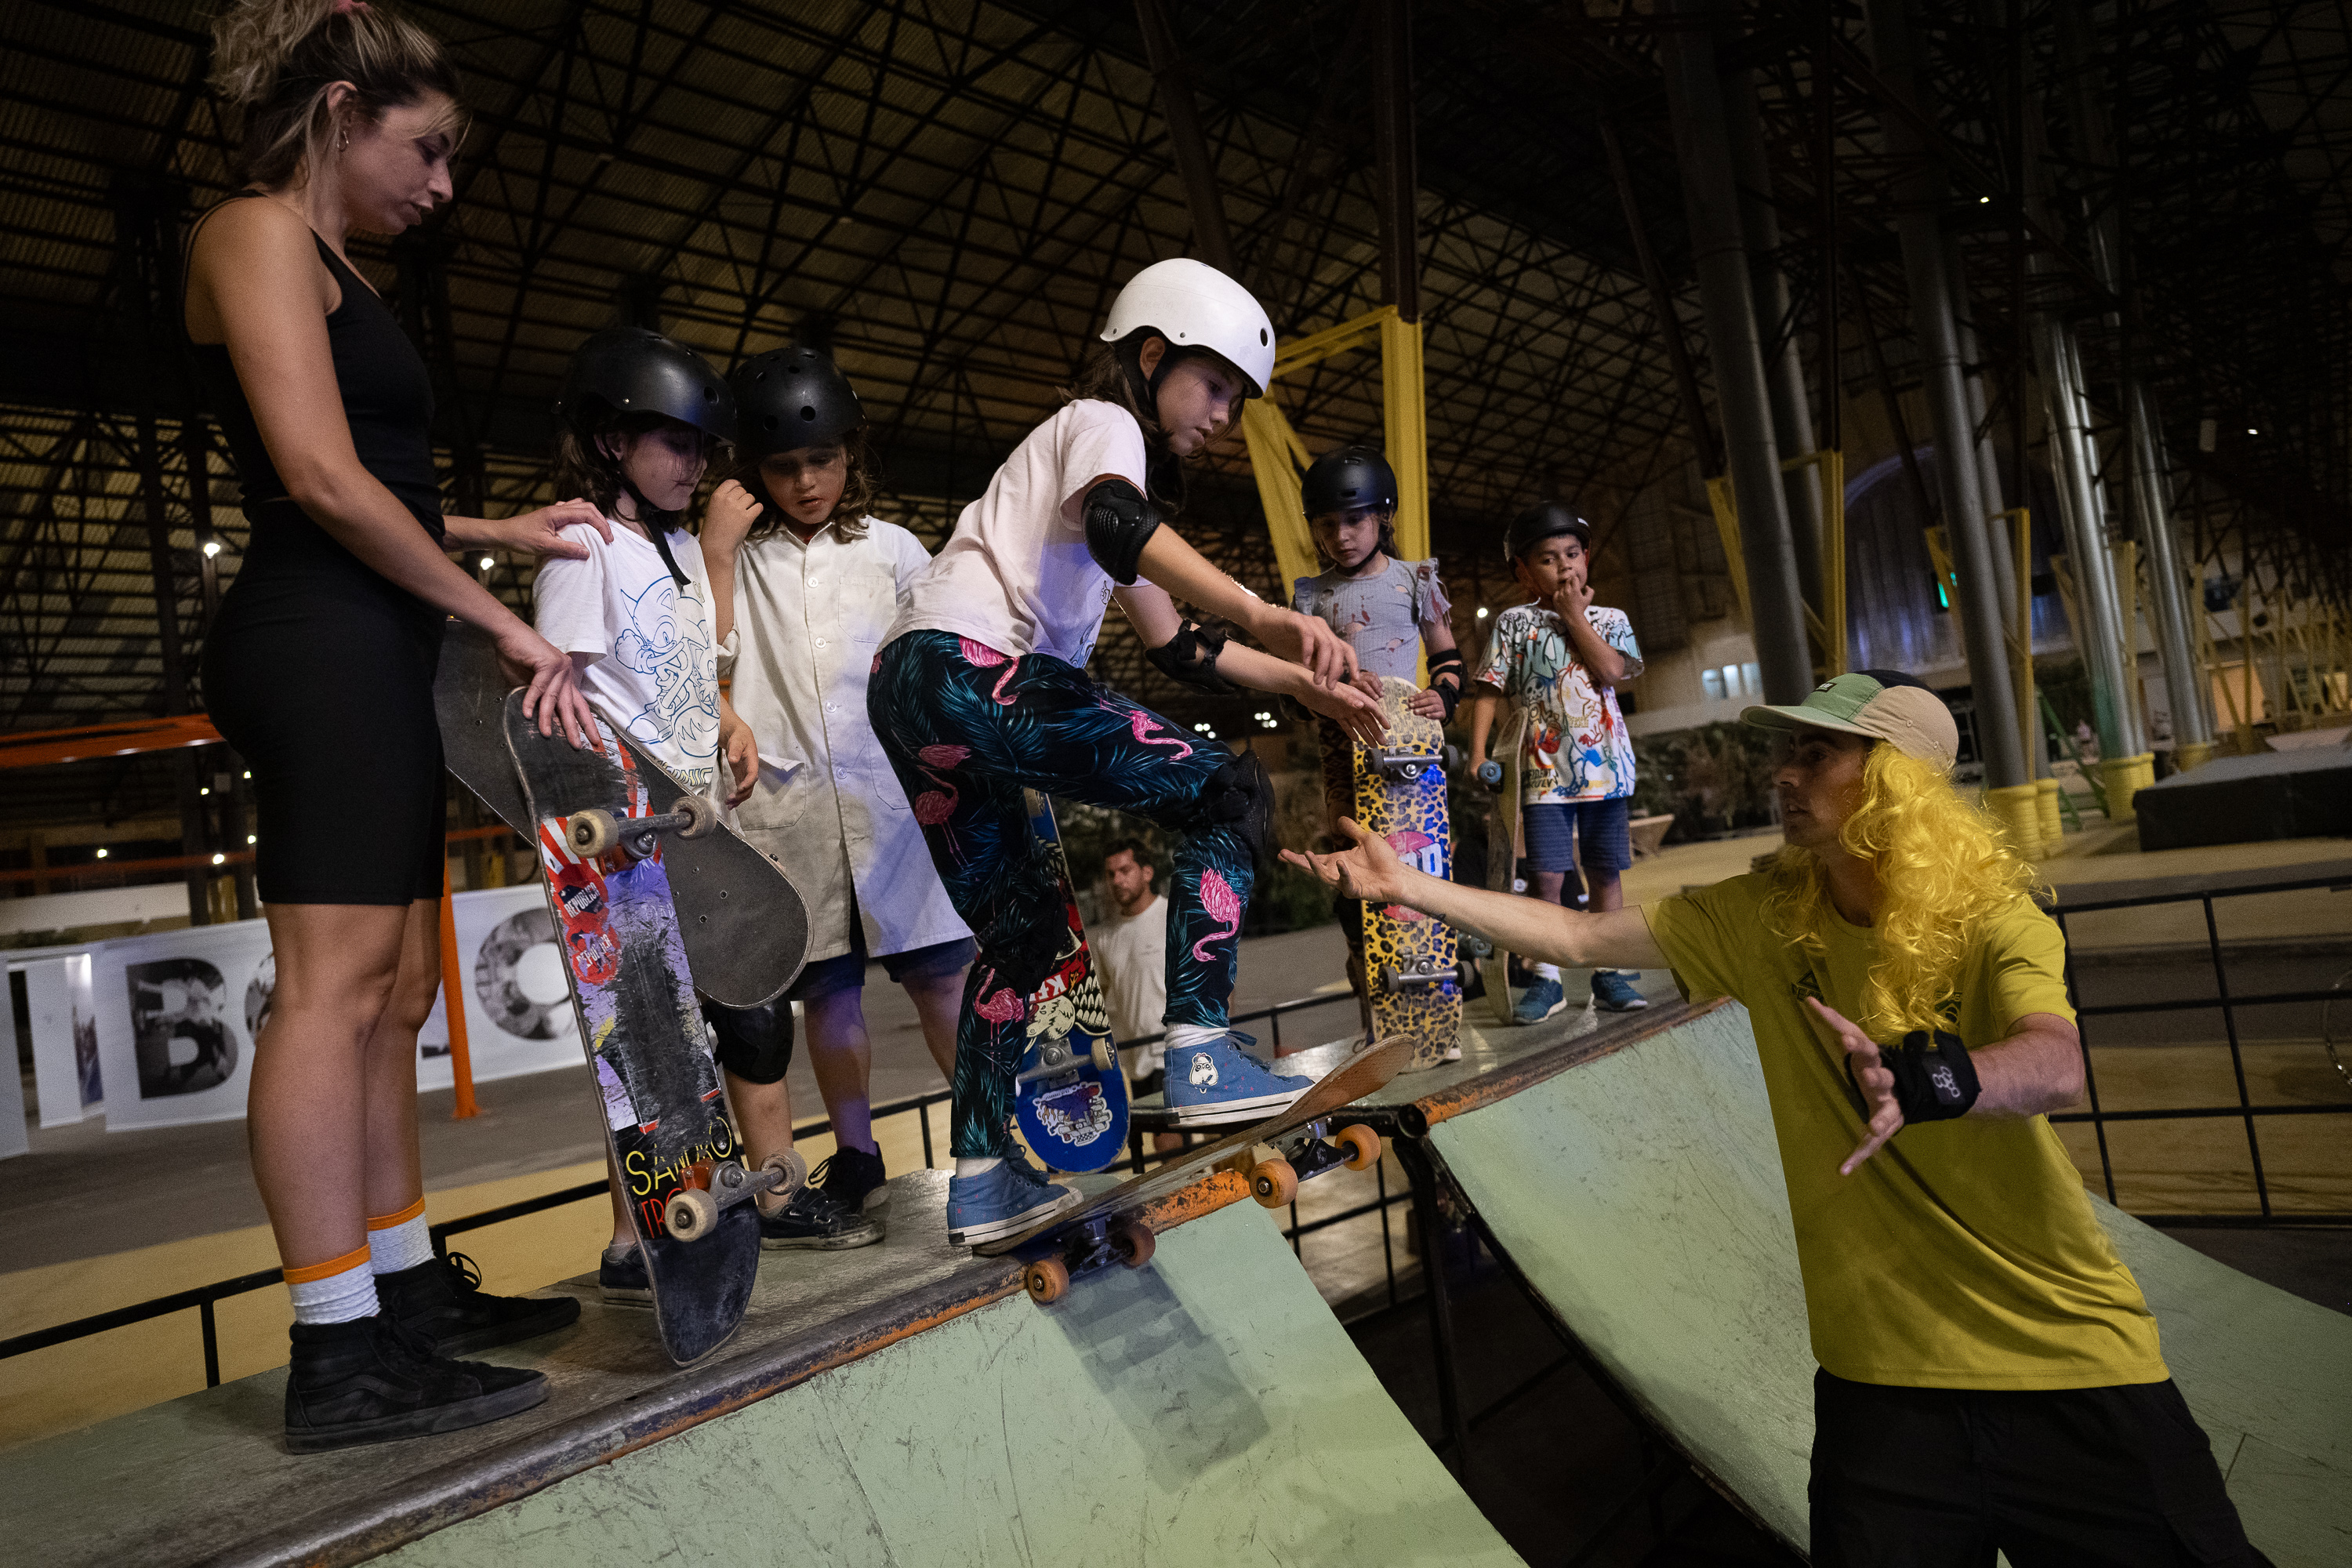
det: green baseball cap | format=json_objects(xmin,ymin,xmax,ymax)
[{"xmin": 1742, "ymin": 669, "xmax": 1961, "ymax": 771}]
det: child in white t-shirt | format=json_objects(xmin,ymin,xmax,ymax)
[
  {"xmin": 869, "ymin": 259, "xmax": 1385, "ymax": 1246},
  {"xmin": 697, "ymin": 346, "xmax": 975, "ymax": 1233},
  {"xmin": 533, "ymin": 328, "xmax": 874, "ymax": 1301}
]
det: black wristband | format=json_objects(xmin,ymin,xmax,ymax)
[
  {"xmin": 1428, "ymin": 650, "xmax": 1465, "ymax": 720},
  {"xmin": 1852, "ymin": 1029, "xmax": 1981, "ymax": 1124}
]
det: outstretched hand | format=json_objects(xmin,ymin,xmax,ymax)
[
  {"xmin": 1253, "ymin": 603, "xmax": 1360, "ymax": 689},
  {"xmin": 491, "ymin": 499, "xmax": 612, "ymax": 561},
  {"xmin": 1808, "ymin": 996, "xmax": 1904, "ymax": 1174},
  {"xmin": 1280, "ymin": 817, "xmax": 1409, "ymax": 907},
  {"xmin": 1298, "ymin": 679, "xmax": 1388, "ymax": 747}
]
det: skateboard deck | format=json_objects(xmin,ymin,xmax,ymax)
[
  {"xmin": 1008, "ymin": 790, "xmax": 1129, "ymax": 1173},
  {"xmin": 437, "ymin": 619, "xmax": 809, "ymax": 1007},
  {"xmin": 1355, "ymin": 677, "xmax": 1462, "ymax": 1071},
  {"xmin": 977, "ymin": 1034, "xmax": 1415, "ymax": 1301},
  {"xmin": 505, "ymin": 695, "xmax": 781, "ymax": 1365},
  {"xmin": 1479, "ymin": 706, "xmax": 1530, "ymax": 1026}
]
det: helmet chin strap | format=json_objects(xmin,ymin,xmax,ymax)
[{"xmin": 615, "ymin": 474, "xmax": 691, "ymax": 589}]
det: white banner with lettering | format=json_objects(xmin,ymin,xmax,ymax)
[{"xmin": 87, "ymin": 884, "xmax": 582, "ymax": 1132}]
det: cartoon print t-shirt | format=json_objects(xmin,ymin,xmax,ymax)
[
  {"xmin": 532, "ymin": 521, "xmax": 720, "ymax": 793},
  {"xmin": 1475, "ymin": 601, "xmax": 1643, "ymax": 803}
]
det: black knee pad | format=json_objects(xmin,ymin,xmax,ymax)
[
  {"xmin": 1184, "ymin": 750, "xmax": 1275, "ymax": 867},
  {"xmin": 702, "ymin": 998, "xmax": 793, "ymax": 1085}
]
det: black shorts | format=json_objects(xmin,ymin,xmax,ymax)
[
  {"xmin": 201, "ymin": 553, "xmax": 445, "ymax": 906},
  {"xmin": 1810, "ymin": 1368, "xmax": 2270, "ymax": 1567}
]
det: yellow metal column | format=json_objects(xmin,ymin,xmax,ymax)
[{"xmin": 1379, "ymin": 310, "xmax": 1431, "ymax": 564}]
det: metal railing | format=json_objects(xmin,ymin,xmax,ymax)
[
  {"xmin": 0, "ymin": 988, "xmax": 1378, "ymax": 1385},
  {"xmin": 2049, "ymin": 872, "xmax": 2352, "ymax": 1225}
]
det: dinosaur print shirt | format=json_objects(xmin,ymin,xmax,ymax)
[
  {"xmin": 534, "ymin": 520, "xmax": 720, "ymax": 793},
  {"xmin": 1475, "ymin": 601, "xmax": 1643, "ymax": 804}
]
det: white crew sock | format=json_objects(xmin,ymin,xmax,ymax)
[
  {"xmin": 1163, "ymin": 1023, "xmax": 1224, "ymax": 1054},
  {"xmin": 956, "ymin": 1156, "xmax": 1003, "ymax": 1179},
  {"xmin": 1532, "ymin": 962, "xmax": 1562, "ymax": 982},
  {"xmin": 366, "ymin": 1209, "xmax": 434, "ymax": 1275},
  {"xmin": 287, "ymin": 1251, "xmax": 379, "ymax": 1326}
]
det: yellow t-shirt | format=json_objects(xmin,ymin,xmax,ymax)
[{"xmin": 1643, "ymin": 873, "xmax": 2167, "ymax": 1390}]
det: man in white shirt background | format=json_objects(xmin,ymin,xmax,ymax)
[{"xmin": 1091, "ymin": 839, "xmax": 1180, "ymax": 1154}]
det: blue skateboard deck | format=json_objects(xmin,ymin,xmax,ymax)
[
  {"xmin": 1009, "ymin": 790, "xmax": 1130, "ymax": 1173},
  {"xmin": 505, "ymin": 697, "xmax": 761, "ymax": 1365}
]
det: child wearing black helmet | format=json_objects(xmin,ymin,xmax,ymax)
[
  {"xmin": 1291, "ymin": 444, "xmax": 1462, "ymax": 1024},
  {"xmin": 535, "ymin": 326, "xmax": 852, "ymax": 1300},
  {"xmin": 698, "ymin": 346, "xmax": 975, "ymax": 1239},
  {"xmin": 868, "ymin": 259, "xmax": 1385, "ymax": 1247},
  {"xmin": 1466, "ymin": 503, "xmax": 1648, "ymax": 1020}
]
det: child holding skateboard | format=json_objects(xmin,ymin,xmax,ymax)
[
  {"xmin": 868, "ymin": 259, "xmax": 1385, "ymax": 1245},
  {"xmin": 697, "ymin": 345, "xmax": 976, "ymax": 1231},
  {"xmin": 533, "ymin": 328, "xmax": 880, "ymax": 1303},
  {"xmin": 1289, "ymin": 445, "xmax": 1464, "ymax": 1029},
  {"xmin": 1465, "ymin": 503, "xmax": 1646, "ymax": 1022}
]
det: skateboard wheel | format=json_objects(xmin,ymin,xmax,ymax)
[
  {"xmin": 671, "ymin": 793, "xmax": 718, "ymax": 839},
  {"xmin": 567, "ymin": 808, "xmax": 619, "ymax": 858},
  {"xmin": 665, "ymin": 1185, "xmax": 720, "ymax": 1242},
  {"xmin": 1111, "ymin": 1218, "xmax": 1156, "ymax": 1269},
  {"xmin": 1089, "ymin": 1035, "xmax": 1116, "ymax": 1074},
  {"xmin": 1025, "ymin": 1257, "xmax": 1071, "ymax": 1305},
  {"xmin": 1337, "ymin": 1123, "xmax": 1382, "ymax": 1172},
  {"xmin": 1250, "ymin": 1157, "xmax": 1298, "ymax": 1209},
  {"xmin": 761, "ymin": 1146, "xmax": 809, "ymax": 1200},
  {"xmin": 1476, "ymin": 760, "xmax": 1502, "ymax": 788}
]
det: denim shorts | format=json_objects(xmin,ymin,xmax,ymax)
[
  {"xmin": 789, "ymin": 897, "xmax": 976, "ymax": 1001},
  {"xmin": 1522, "ymin": 796, "xmax": 1633, "ymax": 874}
]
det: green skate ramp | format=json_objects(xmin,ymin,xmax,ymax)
[
  {"xmin": 1426, "ymin": 1001, "xmax": 2351, "ymax": 1566},
  {"xmin": 379, "ymin": 1197, "xmax": 1521, "ymax": 1568}
]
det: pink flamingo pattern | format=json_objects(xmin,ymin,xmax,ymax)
[
  {"xmin": 1102, "ymin": 701, "xmax": 1192, "ymax": 760},
  {"xmin": 958, "ymin": 637, "xmax": 1021, "ymax": 706},
  {"xmin": 1191, "ymin": 867, "xmax": 1242, "ymax": 962}
]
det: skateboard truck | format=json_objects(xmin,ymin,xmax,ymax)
[
  {"xmin": 567, "ymin": 795, "xmax": 720, "ymax": 861},
  {"xmin": 1380, "ymin": 955, "xmax": 1453, "ymax": 993},
  {"xmin": 1370, "ymin": 743, "xmax": 1464, "ymax": 784},
  {"xmin": 662, "ymin": 1146, "xmax": 808, "ymax": 1243},
  {"xmin": 1013, "ymin": 1032, "xmax": 1117, "ymax": 1086}
]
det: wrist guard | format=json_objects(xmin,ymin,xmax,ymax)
[
  {"xmin": 1082, "ymin": 477, "xmax": 1161, "ymax": 586},
  {"xmin": 1428, "ymin": 649, "xmax": 1465, "ymax": 720},
  {"xmin": 1850, "ymin": 1028, "xmax": 1981, "ymax": 1124},
  {"xmin": 1146, "ymin": 620, "xmax": 1240, "ymax": 695}
]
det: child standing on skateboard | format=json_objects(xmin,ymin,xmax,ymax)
[
  {"xmin": 1289, "ymin": 445, "xmax": 1464, "ymax": 1027},
  {"xmin": 868, "ymin": 259, "xmax": 1385, "ymax": 1245},
  {"xmin": 1465, "ymin": 503, "xmax": 1646, "ymax": 1022},
  {"xmin": 533, "ymin": 328, "xmax": 879, "ymax": 1303},
  {"xmin": 698, "ymin": 346, "xmax": 976, "ymax": 1232}
]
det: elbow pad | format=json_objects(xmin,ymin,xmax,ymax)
[
  {"xmin": 1082, "ymin": 477, "xmax": 1161, "ymax": 586},
  {"xmin": 1145, "ymin": 620, "xmax": 1240, "ymax": 695}
]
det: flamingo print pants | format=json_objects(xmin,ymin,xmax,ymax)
[{"xmin": 871, "ymin": 630, "xmax": 1253, "ymax": 1158}]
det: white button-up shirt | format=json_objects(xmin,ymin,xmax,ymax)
[{"xmin": 722, "ymin": 515, "xmax": 971, "ymax": 964}]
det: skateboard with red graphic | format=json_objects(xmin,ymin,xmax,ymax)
[
  {"xmin": 505, "ymin": 694, "xmax": 806, "ymax": 1365},
  {"xmin": 1007, "ymin": 790, "xmax": 1128, "ymax": 1172},
  {"xmin": 1356, "ymin": 677, "xmax": 1462, "ymax": 1071}
]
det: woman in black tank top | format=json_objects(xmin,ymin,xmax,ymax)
[{"xmin": 187, "ymin": 0, "xmax": 597, "ymax": 1449}]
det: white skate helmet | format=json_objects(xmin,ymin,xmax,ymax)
[{"xmin": 1098, "ymin": 258, "xmax": 1276, "ymax": 400}]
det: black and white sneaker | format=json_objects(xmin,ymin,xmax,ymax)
[
  {"xmin": 598, "ymin": 1243, "xmax": 652, "ymax": 1307},
  {"xmin": 759, "ymin": 1184, "xmax": 882, "ymax": 1250},
  {"xmin": 375, "ymin": 1250, "xmax": 580, "ymax": 1357},
  {"xmin": 813, "ymin": 1143, "xmax": 889, "ymax": 1211}
]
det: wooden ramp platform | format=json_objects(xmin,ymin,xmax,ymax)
[{"xmin": 0, "ymin": 1173, "xmax": 1517, "ymax": 1568}]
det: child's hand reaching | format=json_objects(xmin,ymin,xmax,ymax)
[
  {"xmin": 704, "ymin": 479, "xmax": 764, "ymax": 557},
  {"xmin": 1407, "ymin": 685, "xmax": 1447, "ymax": 720}
]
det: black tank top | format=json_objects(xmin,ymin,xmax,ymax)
[{"xmin": 188, "ymin": 193, "xmax": 445, "ymax": 571}]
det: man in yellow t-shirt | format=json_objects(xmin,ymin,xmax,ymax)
[{"xmin": 1285, "ymin": 670, "xmax": 2267, "ymax": 1566}]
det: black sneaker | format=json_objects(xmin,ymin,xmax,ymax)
[
  {"xmin": 283, "ymin": 1313, "xmax": 546, "ymax": 1454},
  {"xmin": 812, "ymin": 1144, "xmax": 888, "ymax": 1211},
  {"xmin": 376, "ymin": 1250, "xmax": 582, "ymax": 1358},
  {"xmin": 759, "ymin": 1185, "xmax": 881, "ymax": 1250},
  {"xmin": 599, "ymin": 1243, "xmax": 652, "ymax": 1308}
]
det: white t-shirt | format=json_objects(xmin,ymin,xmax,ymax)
[
  {"xmin": 887, "ymin": 399, "xmax": 1149, "ymax": 667},
  {"xmin": 532, "ymin": 521, "xmax": 720, "ymax": 793},
  {"xmin": 722, "ymin": 516, "xmax": 971, "ymax": 964},
  {"xmin": 1092, "ymin": 891, "xmax": 1167, "ymax": 1076}
]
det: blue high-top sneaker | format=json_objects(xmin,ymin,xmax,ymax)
[
  {"xmin": 946, "ymin": 1157, "xmax": 1080, "ymax": 1247},
  {"xmin": 1163, "ymin": 1031, "xmax": 1313, "ymax": 1127}
]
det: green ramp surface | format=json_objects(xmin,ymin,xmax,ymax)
[
  {"xmin": 381, "ymin": 1198, "xmax": 1522, "ymax": 1568},
  {"xmin": 1427, "ymin": 1002, "xmax": 2350, "ymax": 1567}
]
